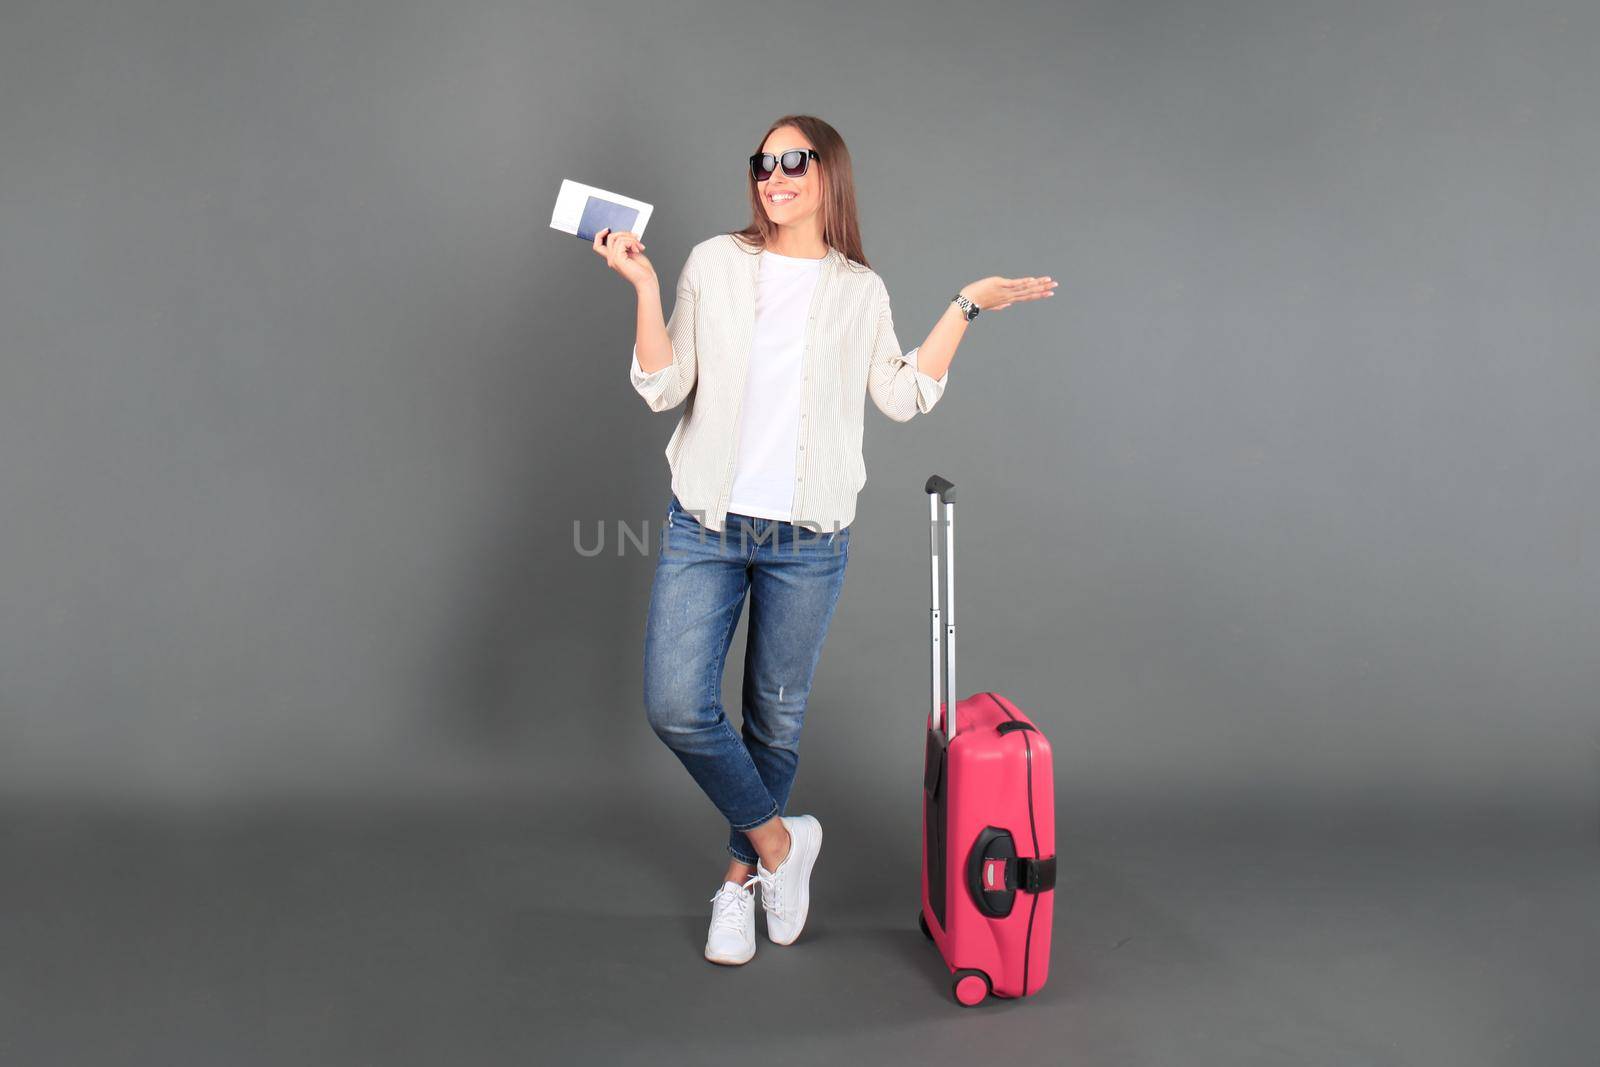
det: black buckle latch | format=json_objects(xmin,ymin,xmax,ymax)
[{"xmin": 1012, "ymin": 855, "xmax": 1057, "ymax": 894}]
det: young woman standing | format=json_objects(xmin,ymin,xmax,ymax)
[{"xmin": 595, "ymin": 115, "xmax": 1055, "ymax": 965}]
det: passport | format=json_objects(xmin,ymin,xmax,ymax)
[{"xmin": 550, "ymin": 179, "xmax": 654, "ymax": 242}]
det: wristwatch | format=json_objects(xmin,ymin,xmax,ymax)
[{"xmin": 951, "ymin": 293, "xmax": 981, "ymax": 321}]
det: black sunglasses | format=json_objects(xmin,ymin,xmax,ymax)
[{"xmin": 749, "ymin": 148, "xmax": 820, "ymax": 182}]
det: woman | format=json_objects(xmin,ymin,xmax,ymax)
[{"xmin": 594, "ymin": 114, "xmax": 1055, "ymax": 966}]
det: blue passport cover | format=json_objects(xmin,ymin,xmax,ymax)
[{"xmin": 577, "ymin": 197, "xmax": 640, "ymax": 242}]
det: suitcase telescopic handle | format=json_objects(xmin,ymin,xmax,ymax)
[
  {"xmin": 924, "ymin": 474, "xmax": 956, "ymax": 504},
  {"xmin": 926, "ymin": 474, "xmax": 957, "ymax": 741}
]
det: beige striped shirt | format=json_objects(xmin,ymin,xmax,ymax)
[{"xmin": 630, "ymin": 233, "xmax": 948, "ymax": 533}]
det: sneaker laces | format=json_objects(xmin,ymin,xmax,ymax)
[
  {"xmin": 708, "ymin": 876, "xmax": 760, "ymax": 935},
  {"xmin": 753, "ymin": 864, "xmax": 786, "ymax": 923}
]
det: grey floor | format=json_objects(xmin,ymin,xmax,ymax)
[{"xmin": 2, "ymin": 791, "xmax": 1596, "ymax": 1067}]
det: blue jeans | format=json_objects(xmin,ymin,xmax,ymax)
[{"xmin": 643, "ymin": 493, "xmax": 850, "ymax": 865}]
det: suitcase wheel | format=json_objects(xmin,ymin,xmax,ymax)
[
  {"xmin": 918, "ymin": 911, "xmax": 933, "ymax": 941},
  {"xmin": 952, "ymin": 969, "xmax": 991, "ymax": 1007}
]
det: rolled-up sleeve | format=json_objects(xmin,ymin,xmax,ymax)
[
  {"xmin": 630, "ymin": 251, "xmax": 700, "ymax": 412},
  {"xmin": 867, "ymin": 278, "xmax": 947, "ymax": 422}
]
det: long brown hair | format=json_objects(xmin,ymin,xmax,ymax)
[{"xmin": 728, "ymin": 114, "xmax": 872, "ymax": 272}]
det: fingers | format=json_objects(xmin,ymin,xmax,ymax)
[
  {"xmin": 977, "ymin": 274, "xmax": 1057, "ymax": 312},
  {"xmin": 593, "ymin": 227, "xmax": 628, "ymax": 258},
  {"xmin": 1000, "ymin": 275, "xmax": 1055, "ymax": 293},
  {"xmin": 994, "ymin": 276, "xmax": 1057, "ymax": 304},
  {"xmin": 607, "ymin": 234, "xmax": 625, "ymax": 272},
  {"xmin": 593, "ymin": 228, "xmax": 647, "ymax": 272}
]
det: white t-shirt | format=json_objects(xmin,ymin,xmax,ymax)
[{"xmin": 725, "ymin": 249, "xmax": 824, "ymax": 522}]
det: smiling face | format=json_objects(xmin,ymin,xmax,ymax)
[{"xmin": 758, "ymin": 126, "xmax": 822, "ymax": 227}]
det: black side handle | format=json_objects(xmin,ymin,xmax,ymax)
[{"xmin": 925, "ymin": 474, "xmax": 956, "ymax": 504}]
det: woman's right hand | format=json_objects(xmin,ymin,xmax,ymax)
[{"xmin": 593, "ymin": 227, "xmax": 657, "ymax": 290}]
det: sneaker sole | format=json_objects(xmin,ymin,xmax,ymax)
[
  {"xmin": 768, "ymin": 817, "xmax": 822, "ymax": 946},
  {"xmin": 704, "ymin": 946, "xmax": 755, "ymax": 966}
]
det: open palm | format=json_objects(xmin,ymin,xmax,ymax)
[{"xmin": 962, "ymin": 275, "xmax": 1057, "ymax": 312}]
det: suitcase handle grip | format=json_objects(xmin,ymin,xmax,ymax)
[
  {"xmin": 924, "ymin": 474, "xmax": 956, "ymax": 504},
  {"xmin": 926, "ymin": 475, "xmax": 957, "ymax": 740}
]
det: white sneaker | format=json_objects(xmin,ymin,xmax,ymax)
[
  {"xmin": 755, "ymin": 814, "xmax": 823, "ymax": 945},
  {"xmin": 704, "ymin": 877, "xmax": 759, "ymax": 965}
]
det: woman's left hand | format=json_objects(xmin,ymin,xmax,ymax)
[{"xmin": 959, "ymin": 275, "xmax": 1058, "ymax": 312}]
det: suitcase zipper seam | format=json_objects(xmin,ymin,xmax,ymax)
[{"xmin": 984, "ymin": 691, "xmax": 1042, "ymax": 995}]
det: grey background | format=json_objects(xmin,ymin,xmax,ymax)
[{"xmin": 1, "ymin": 1, "xmax": 1597, "ymax": 1065}]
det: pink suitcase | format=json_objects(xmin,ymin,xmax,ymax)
[{"xmin": 918, "ymin": 475, "xmax": 1057, "ymax": 1007}]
